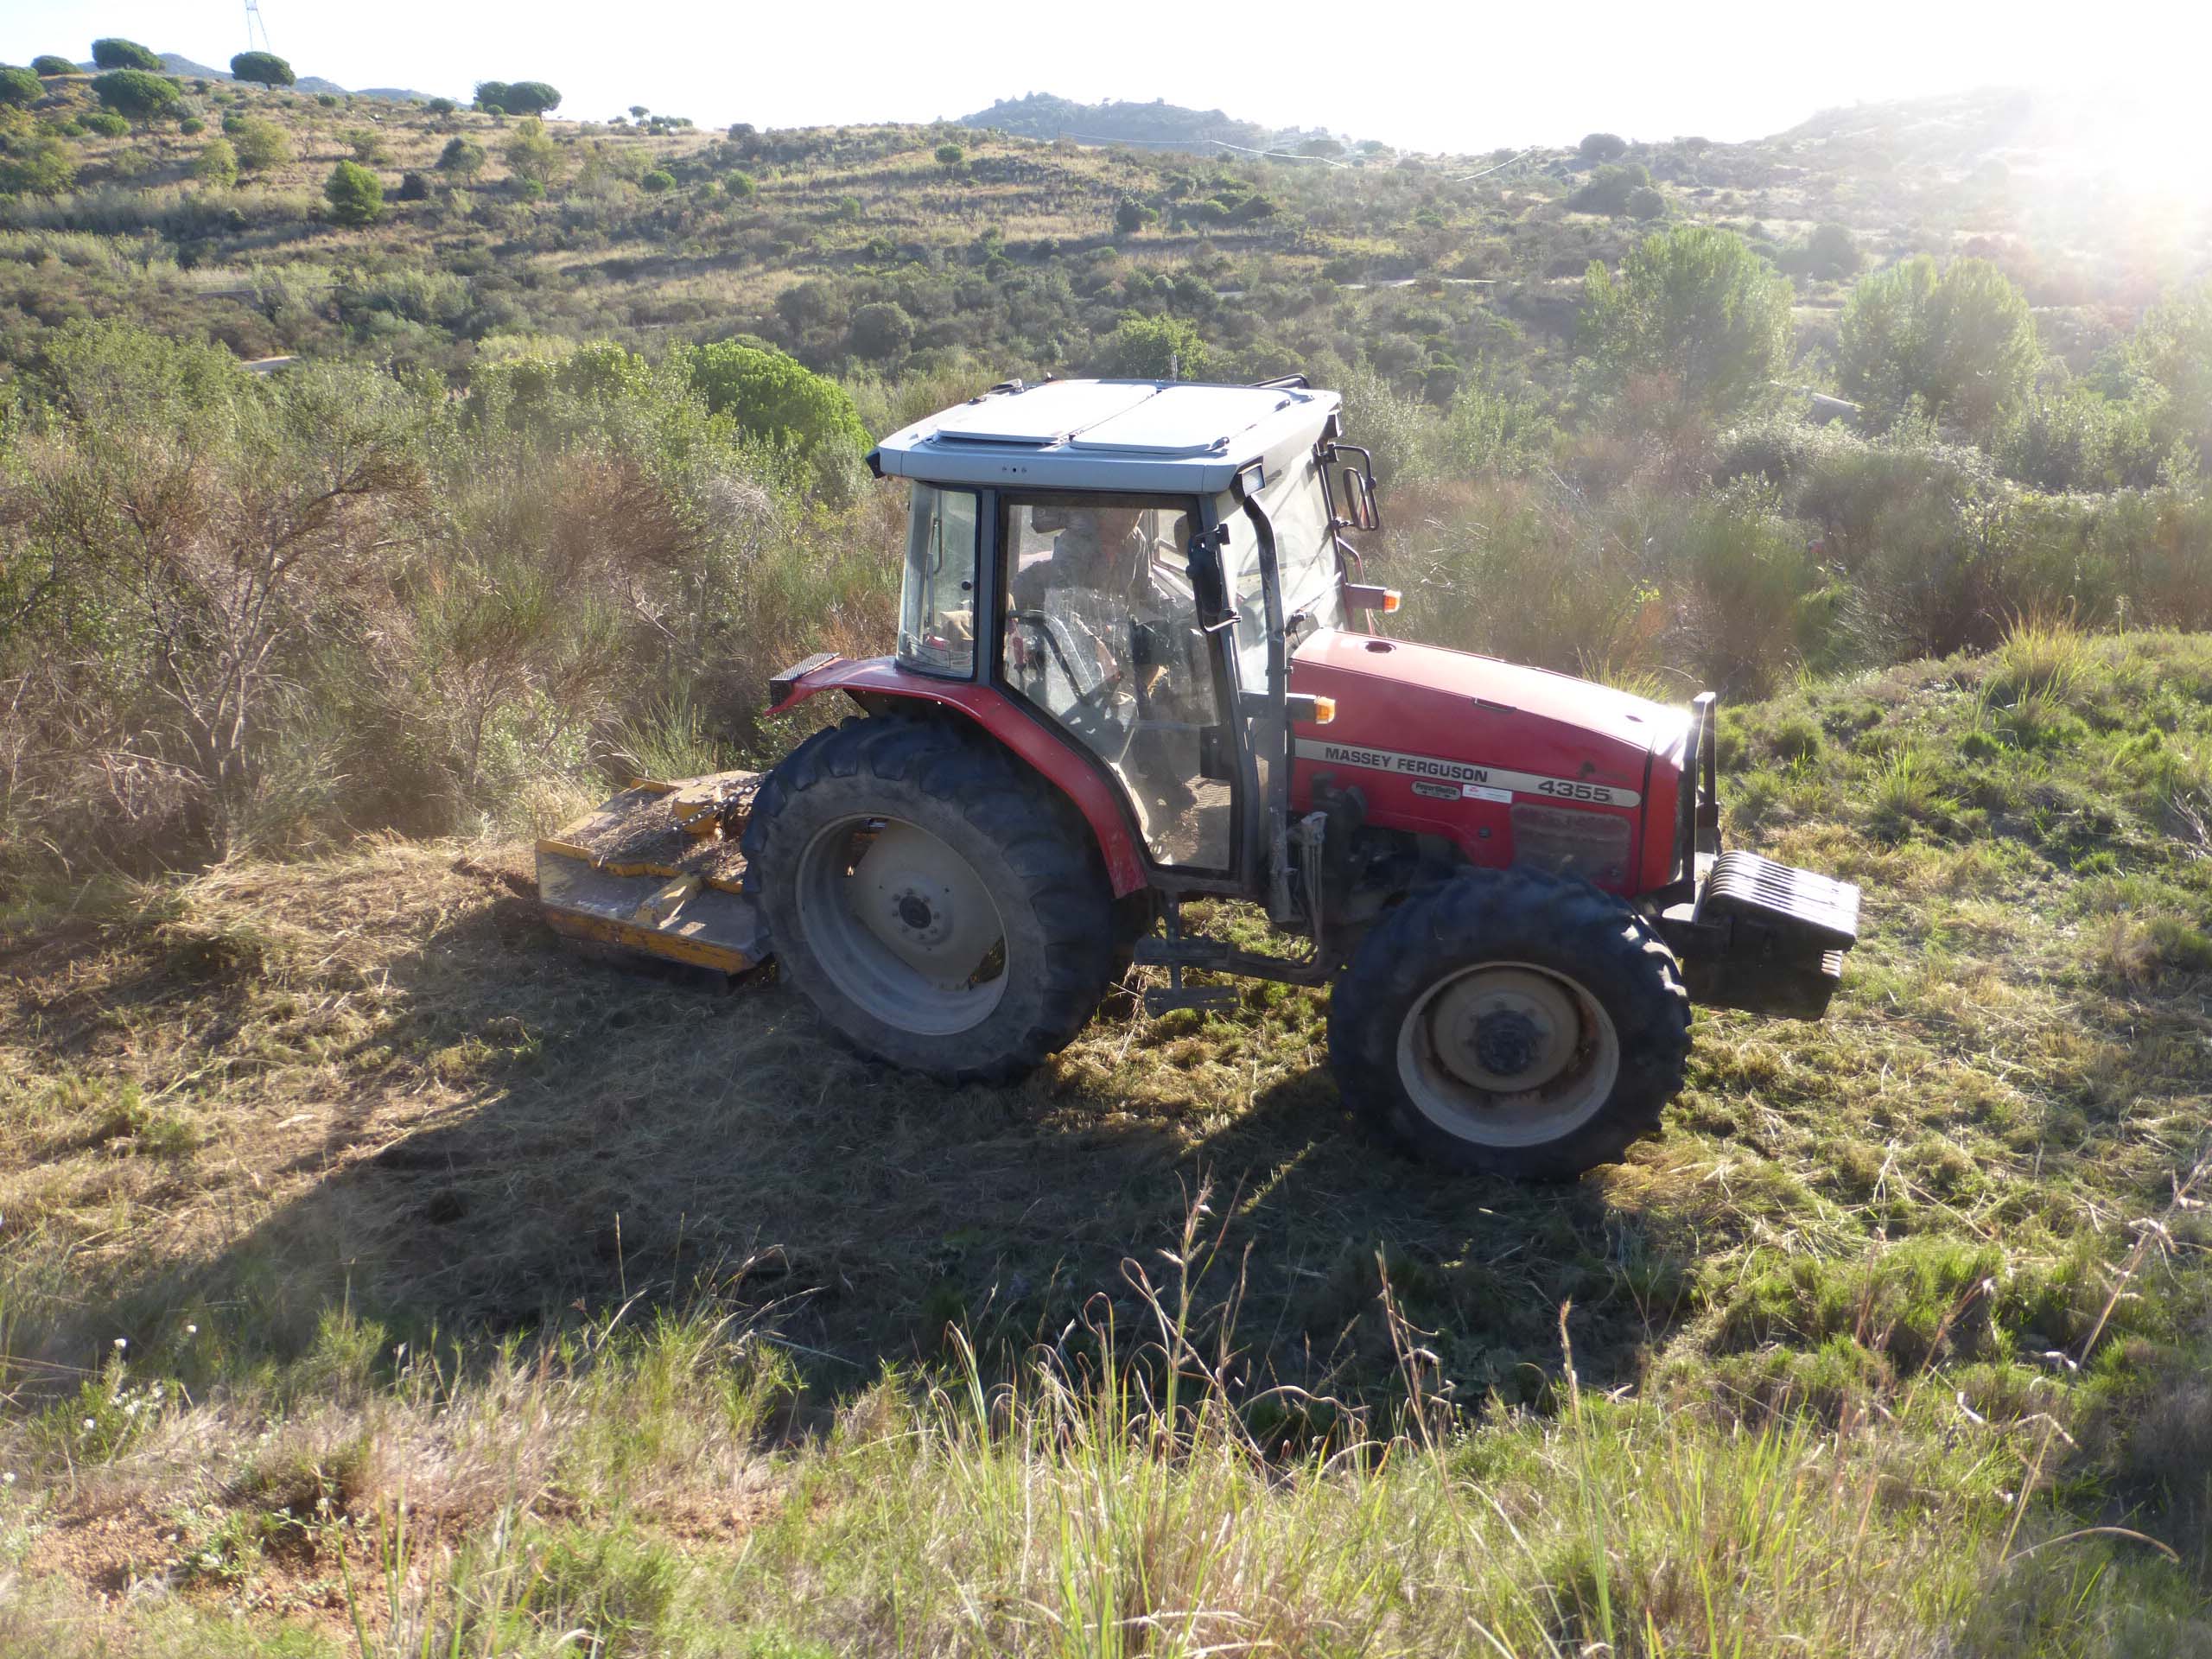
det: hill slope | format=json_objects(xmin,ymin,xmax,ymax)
[{"xmin": 3, "ymin": 625, "xmax": 2210, "ymax": 1652}]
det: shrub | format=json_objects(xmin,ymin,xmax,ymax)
[
  {"xmin": 1581, "ymin": 225, "xmax": 1793, "ymax": 416},
  {"xmin": 723, "ymin": 171, "xmax": 755, "ymax": 199},
  {"xmin": 639, "ymin": 168, "xmax": 674, "ymax": 194},
  {"xmin": 397, "ymin": 170, "xmax": 430, "ymax": 201},
  {"xmin": 1092, "ymin": 313, "xmax": 1210, "ymax": 379},
  {"xmin": 1567, "ymin": 162, "xmax": 1649, "ymax": 214},
  {"xmin": 0, "ymin": 65, "xmax": 41, "ymax": 106},
  {"xmin": 0, "ymin": 133, "xmax": 75, "ymax": 195},
  {"xmin": 436, "ymin": 136, "xmax": 486, "ymax": 179},
  {"xmin": 1624, "ymin": 186, "xmax": 1667, "ymax": 220},
  {"xmin": 503, "ymin": 117, "xmax": 562, "ymax": 188},
  {"xmin": 324, "ymin": 160, "xmax": 384, "ymax": 226},
  {"xmin": 934, "ymin": 143, "xmax": 963, "ymax": 168},
  {"xmin": 684, "ymin": 340, "xmax": 868, "ymax": 458},
  {"xmin": 1994, "ymin": 380, "xmax": 2158, "ymax": 493},
  {"xmin": 345, "ymin": 128, "xmax": 390, "ymax": 165},
  {"xmin": 848, "ymin": 301, "xmax": 914, "ymax": 361},
  {"xmin": 228, "ymin": 51, "xmax": 293, "ymax": 88},
  {"xmin": 1803, "ymin": 223, "xmax": 1860, "ymax": 280},
  {"xmin": 1578, "ymin": 132, "xmax": 1628, "ymax": 162},
  {"xmin": 1113, "ymin": 195, "xmax": 1154, "ymax": 237},
  {"xmin": 92, "ymin": 68, "xmax": 181, "ymax": 121},
  {"xmin": 191, "ymin": 137, "xmax": 239, "ymax": 188},
  {"xmin": 83, "ymin": 110, "xmax": 130, "ymax": 137},
  {"xmin": 2129, "ymin": 281, "xmax": 2212, "ymax": 468},
  {"xmin": 31, "ymin": 55, "xmax": 77, "ymax": 78},
  {"xmin": 179, "ymin": 116, "xmax": 204, "ymax": 134},
  {"xmin": 427, "ymin": 96, "xmax": 457, "ymax": 117},
  {"xmin": 91, "ymin": 38, "xmax": 162, "ymax": 72},
  {"xmin": 232, "ymin": 117, "xmax": 291, "ymax": 171},
  {"xmin": 315, "ymin": 92, "xmax": 338, "ymax": 108},
  {"xmin": 1837, "ymin": 256, "xmax": 2038, "ymax": 435}
]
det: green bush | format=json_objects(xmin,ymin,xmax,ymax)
[
  {"xmin": 91, "ymin": 38, "xmax": 162, "ymax": 73},
  {"xmin": 436, "ymin": 136, "xmax": 486, "ymax": 180},
  {"xmin": 179, "ymin": 115, "xmax": 204, "ymax": 134},
  {"xmin": 847, "ymin": 301, "xmax": 914, "ymax": 362},
  {"xmin": 723, "ymin": 171, "xmax": 755, "ymax": 199},
  {"xmin": 426, "ymin": 96, "xmax": 457, "ymax": 117},
  {"xmin": 0, "ymin": 132, "xmax": 75, "ymax": 195},
  {"xmin": 31, "ymin": 55, "xmax": 76, "ymax": 78},
  {"xmin": 1567, "ymin": 162, "xmax": 1650, "ymax": 214},
  {"xmin": 1581, "ymin": 225, "xmax": 1792, "ymax": 416},
  {"xmin": 1994, "ymin": 380, "xmax": 2158, "ymax": 493},
  {"xmin": 191, "ymin": 137, "xmax": 239, "ymax": 188},
  {"xmin": 503, "ymin": 117, "xmax": 561, "ymax": 188},
  {"xmin": 934, "ymin": 143, "xmax": 963, "ymax": 168},
  {"xmin": 1091, "ymin": 313, "xmax": 1209, "ymax": 379},
  {"xmin": 324, "ymin": 160, "xmax": 385, "ymax": 226},
  {"xmin": 83, "ymin": 110, "xmax": 130, "ymax": 137},
  {"xmin": 639, "ymin": 168, "xmax": 674, "ymax": 194},
  {"xmin": 1802, "ymin": 223, "xmax": 1860, "ymax": 280},
  {"xmin": 231, "ymin": 117, "xmax": 291, "ymax": 170},
  {"xmin": 2129, "ymin": 281, "xmax": 2212, "ymax": 468},
  {"xmin": 1579, "ymin": 132, "xmax": 1628, "ymax": 162},
  {"xmin": 684, "ymin": 340, "xmax": 869, "ymax": 459},
  {"xmin": 228, "ymin": 51, "xmax": 293, "ymax": 88},
  {"xmin": 0, "ymin": 65, "xmax": 41, "ymax": 106},
  {"xmin": 1624, "ymin": 186, "xmax": 1667, "ymax": 220},
  {"xmin": 1837, "ymin": 256, "xmax": 2039, "ymax": 435},
  {"xmin": 92, "ymin": 68, "xmax": 181, "ymax": 121}
]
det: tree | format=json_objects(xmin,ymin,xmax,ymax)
[
  {"xmin": 31, "ymin": 55, "xmax": 76, "ymax": 77},
  {"xmin": 0, "ymin": 65, "xmax": 41, "ymax": 106},
  {"xmin": 232, "ymin": 117, "xmax": 291, "ymax": 171},
  {"xmin": 2129, "ymin": 281, "xmax": 2212, "ymax": 467},
  {"xmin": 1093, "ymin": 314, "xmax": 1211, "ymax": 380},
  {"xmin": 1625, "ymin": 186, "xmax": 1668, "ymax": 220},
  {"xmin": 848, "ymin": 301, "xmax": 915, "ymax": 361},
  {"xmin": 500, "ymin": 80, "xmax": 561, "ymax": 116},
  {"xmin": 628, "ymin": 104, "xmax": 647, "ymax": 119},
  {"xmin": 1581, "ymin": 225, "xmax": 1793, "ymax": 416},
  {"xmin": 437, "ymin": 135, "xmax": 486, "ymax": 180},
  {"xmin": 191, "ymin": 137, "xmax": 238, "ymax": 188},
  {"xmin": 92, "ymin": 69, "xmax": 181, "ymax": 121},
  {"xmin": 685, "ymin": 340, "xmax": 869, "ymax": 457},
  {"xmin": 0, "ymin": 133, "xmax": 75, "ymax": 196},
  {"xmin": 91, "ymin": 38, "xmax": 162, "ymax": 72},
  {"xmin": 229, "ymin": 51, "xmax": 293, "ymax": 87},
  {"xmin": 1836, "ymin": 256, "xmax": 2038, "ymax": 433},
  {"xmin": 1113, "ymin": 195, "xmax": 1154, "ymax": 238},
  {"xmin": 502, "ymin": 117, "xmax": 562, "ymax": 188},
  {"xmin": 934, "ymin": 143, "xmax": 963, "ymax": 168},
  {"xmin": 324, "ymin": 160, "xmax": 384, "ymax": 226},
  {"xmin": 1579, "ymin": 131, "xmax": 1628, "ymax": 162},
  {"xmin": 427, "ymin": 96, "xmax": 456, "ymax": 117},
  {"xmin": 1567, "ymin": 162, "xmax": 1651, "ymax": 214},
  {"xmin": 1803, "ymin": 223, "xmax": 1860, "ymax": 281}
]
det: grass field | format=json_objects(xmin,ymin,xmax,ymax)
[{"xmin": 3, "ymin": 621, "xmax": 2211, "ymax": 1654}]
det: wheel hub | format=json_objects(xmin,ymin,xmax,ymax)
[
  {"xmin": 1429, "ymin": 968, "xmax": 1580, "ymax": 1094},
  {"xmin": 849, "ymin": 822, "xmax": 1003, "ymax": 992},
  {"xmin": 1472, "ymin": 1008, "xmax": 1543, "ymax": 1077}
]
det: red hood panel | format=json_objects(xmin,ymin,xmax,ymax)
[{"xmin": 1291, "ymin": 630, "xmax": 1687, "ymax": 754}]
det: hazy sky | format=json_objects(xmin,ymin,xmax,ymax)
[{"xmin": 6, "ymin": 0, "xmax": 2207, "ymax": 153}]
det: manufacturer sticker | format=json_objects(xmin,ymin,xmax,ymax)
[
  {"xmin": 1294, "ymin": 738, "xmax": 1640, "ymax": 808},
  {"xmin": 1410, "ymin": 779, "xmax": 1459, "ymax": 801}
]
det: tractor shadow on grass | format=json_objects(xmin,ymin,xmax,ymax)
[{"xmin": 176, "ymin": 877, "xmax": 1688, "ymax": 1409}]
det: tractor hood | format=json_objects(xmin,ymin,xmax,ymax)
[{"xmin": 1290, "ymin": 630, "xmax": 1689, "ymax": 760}]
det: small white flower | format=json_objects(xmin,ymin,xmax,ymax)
[
  {"xmin": 3, "ymin": 1471, "xmax": 16, "ymax": 1484},
  {"xmin": 185, "ymin": 1325, "xmax": 199, "ymax": 1337},
  {"xmin": 113, "ymin": 1338, "xmax": 127, "ymax": 1351},
  {"xmin": 81, "ymin": 1418, "xmax": 95, "ymax": 1431}
]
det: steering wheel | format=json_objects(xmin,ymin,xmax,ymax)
[{"xmin": 1010, "ymin": 607, "xmax": 1123, "ymax": 712}]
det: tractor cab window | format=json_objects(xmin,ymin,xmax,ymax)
[
  {"xmin": 1000, "ymin": 495, "xmax": 1230, "ymax": 870},
  {"xmin": 897, "ymin": 484, "xmax": 980, "ymax": 679},
  {"xmin": 1221, "ymin": 460, "xmax": 1344, "ymax": 691}
]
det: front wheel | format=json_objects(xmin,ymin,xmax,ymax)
[
  {"xmin": 741, "ymin": 715, "xmax": 1116, "ymax": 1083},
  {"xmin": 1328, "ymin": 868, "xmax": 1691, "ymax": 1179}
]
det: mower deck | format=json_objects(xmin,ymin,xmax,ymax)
[{"xmin": 535, "ymin": 770, "xmax": 767, "ymax": 975}]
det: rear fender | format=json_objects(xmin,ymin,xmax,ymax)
[{"xmin": 766, "ymin": 656, "xmax": 1149, "ymax": 896}]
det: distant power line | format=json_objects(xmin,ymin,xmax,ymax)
[
  {"xmin": 1454, "ymin": 148, "xmax": 1539, "ymax": 182},
  {"xmin": 244, "ymin": 0, "xmax": 275, "ymax": 51}
]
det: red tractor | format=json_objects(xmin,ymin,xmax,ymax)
[{"xmin": 538, "ymin": 377, "xmax": 1859, "ymax": 1179}]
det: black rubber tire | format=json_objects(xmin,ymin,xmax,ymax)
[
  {"xmin": 1328, "ymin": 867, "xmax": 1691, "ymax": 1180},
  {"xmin": 740, "ymin": 715, "xmax": 1116, "ymax": 1083}
]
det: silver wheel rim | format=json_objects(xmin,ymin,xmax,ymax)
[
  {"xmin": 1395, "ymin": 961, "xmax": 1621, "ymax": 1148},
  {"xmin": 794, "ymin": 816, "xmax": 1009, "ymax": 1036}
]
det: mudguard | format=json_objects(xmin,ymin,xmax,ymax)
[{"xmin": 766, "ymin": 655, "xmax": 1149, "ymax": 896}]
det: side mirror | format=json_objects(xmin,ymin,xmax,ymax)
[{"xmin": 1340, "ymin": 466, "xmax": 1380, "ymax": 531}]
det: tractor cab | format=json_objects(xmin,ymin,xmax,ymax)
[{"xmin": 539, "ymin": 375, "xmax": 1861, "ymax": 1182}]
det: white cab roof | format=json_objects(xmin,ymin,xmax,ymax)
[{"xmin": 870, "ymin": 378, "xmax": 1340, "ymax": 494}]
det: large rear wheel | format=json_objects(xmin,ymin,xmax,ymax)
[
  {"xmin": 1329, "ymin": 868, "xmax": 1690, "ymax": 1179},
  {"xmin": 741, "ymin": 715, "xmax": 1116, "ymax": 1081}
]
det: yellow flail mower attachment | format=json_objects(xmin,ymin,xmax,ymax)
[{"xmin": 536, "ymin": 770, "xmax": 767, "ymax": 975}]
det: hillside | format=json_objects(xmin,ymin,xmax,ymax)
[
  {"xmin": 957, "ymin": 92, "xmax": 1347, "ymax": 156},
  {"xmin": 3, "ymin": 624, "xmax": 2211, "ymax": 1652}
]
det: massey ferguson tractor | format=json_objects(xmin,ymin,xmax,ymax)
[{"xmin": 537, "ymin": 377, "xmax": 1859, "ymax": 1179}]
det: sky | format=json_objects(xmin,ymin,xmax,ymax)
[{"xmin": 6, "ymin": 0, "xmax": 2209, "ymax": 154}]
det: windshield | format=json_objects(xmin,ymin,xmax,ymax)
[{"xmin": 1222, "ymin": 458, "xmax": 1344, "ymax": 688}]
